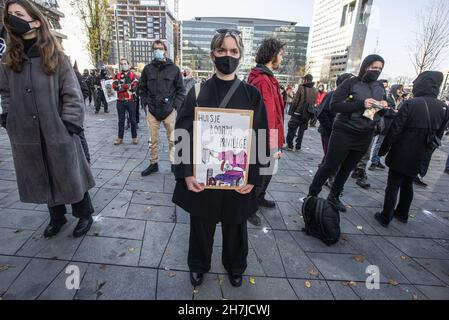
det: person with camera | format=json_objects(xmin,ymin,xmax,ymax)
[
  {"xmin": 140, "ymin": 40, "xmax": 186, "ymax": 176},
  {"xmin": 112, "ymin": 58, "xmax": 139, "ymax": 146},
  {"xmin": 375, "ymin": 71, "xmax": 449, "ymax": 227},
  {"xmin": 286, "ymin": 74, "xmax": 317, "ymax": 151},
  {"xmin": 307, "ymin": 55, "xmax": 387, "ymax": 212}
]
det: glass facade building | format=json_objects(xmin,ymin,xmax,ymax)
[{"xmin": 181, "ymin": 17, "xmax": 309, "ymax": 84}]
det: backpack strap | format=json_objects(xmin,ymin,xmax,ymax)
[{"xmin": 219, "ymin": 79, "xmax": 242, "ymax": 108}]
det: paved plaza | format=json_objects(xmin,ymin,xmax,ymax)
[{"xmin": 0, "ymin": 104, "xmax": 449, "ymax": 300}]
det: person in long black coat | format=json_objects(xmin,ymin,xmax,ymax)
[
  {"xmin": 375, "ymin": 71, "xmax": 449, "ymax": 227},
  {"xmin": 172, "ymin": 30, "xmax": 268, "ymax": 288}
]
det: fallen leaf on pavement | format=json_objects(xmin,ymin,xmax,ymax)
[
  {"xmin": 400, "ymin": 256, "xmax": 408, "ymax": 261},
  {"xmin": 168, "ymin": 271, "xmax": 176, "ymax": 278},
  {"xmin": 305, "ymin": 281, "xmax": 312, "ymax": 288},
  {"xmin": 354, "ymin": 255, "xmax": 365, "ymax": 263},
  {"xmin": 412, "ymin": 293, "xmax": 418, "ymax": 300},
  {"xmin": 193, "ymin": 289, "xmax": 199, "ymax": 294},
  {"xmin": 389, "ymin": 279, "xmax": 399, "ymax": 286},
  {"xmin": 349, "ymin": 281, "xmax": 357, "ymax": 288},
  {"xmin": 249, "ymin": 277, "xmax": 256, "ymax": 285},
  {"xmin": 14, "ymin": 229, "xmax": 23, "ymax": 234},
  {"xmin": 308, "ymin": 269, "xmax": 319, "ymax": 277},
  {"xmin": 145, "ymin": 207, "xmax": 152, "ymax": 213},
  {"xmin": 128, "ymin": 247, "xmax": 135, "ymax": 253},
  {"xmin": 341, "ymin": 235, "xmax": 350, "ymax": 241},
  {"xmin": 96, "ymin": 281, "xmax": 106, "ymax": 292},
  {"xmin": 118, "ymin": 252, "xmax": 126, "ymax": 257},
  {"xmin": 0, "ymin": 265, "xmax": 14, "ymax": 272}
]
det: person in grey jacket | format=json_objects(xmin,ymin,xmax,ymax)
[{"xmin": 0, "ymin": 0, "xmax": 96, "ymax": 238}]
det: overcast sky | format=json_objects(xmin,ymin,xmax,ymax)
[{"xmin": 63, "ymin": 0, "xmax": 449, "ymax": 79}]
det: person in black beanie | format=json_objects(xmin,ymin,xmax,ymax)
[{"xmin": 307, "ymin": 55, "xmax": 387, "ymax": 212}]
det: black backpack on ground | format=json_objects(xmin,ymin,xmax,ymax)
[{"xmin": 302, "ymin": 196, "xmax": 341, "ymax": 246}]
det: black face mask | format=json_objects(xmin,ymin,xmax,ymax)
[
  {"xmin": 362, "ymin": 70, "xmax": 381, "ymax": 83},
  {"xmin": 7, "ymin": 14, "xmax": 35, "ymax": 37},
  {"xmin": 214, "ymin": 56, "xmax": 240, "ymax": 75}
]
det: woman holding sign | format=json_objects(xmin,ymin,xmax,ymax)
[{"xmin": 173, "ymin": 29, "xmax": 269, "ymax": 288}]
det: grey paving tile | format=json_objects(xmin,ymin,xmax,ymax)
[
  {"xmin": 0, "ymin": 228, "xmax": 34, "ymax": 255},
  {"xmin": 3, "ymin": 259, "xmax": 67, "ymax": 300},
  {"xmin": 0, "ymin": 209, "xmax": 48, "ymax": 230},
  {"xmin": 140, "ymin": 222, "xmax": 175, "ymax": 268},
  {"xmin": 126, "ymin": 204, "xmax": 175, "ymax": 222},
  {"xmin": 0, "ymin": 255, "xmax": 31, "ymax": 293},
  {"xmin": 221, "ymin": 276, "xmax": 298, "ymax": 300},
  {"xmin": 289, "ymin": 279, "xmax": 334, "ymax": 300},
  {"xmin": 88, "ymin": 217, "xmax": 145, "ymax": 240},
  {"xmin": 75, "ymin": 264, "xmax": 156, "ymax": 300},
  {"xmin": 73, "ymin": 236, "xmax": 141, "ymax": 267}
]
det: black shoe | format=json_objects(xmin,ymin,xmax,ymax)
[
  {"xmin": 286, "ymin": 146, "xmax": 294, "ymax": 152},
  {"xmin": 414, "ymin": 177, "xmax": 428, "ymax": 188},
  {"xmin": 374, "ymin": 212, "xmax": 389, "ymax": 228},
  {"xmin": 351, "ymin": 169, "xmax": 361, "ymax": 179},
  {"xmin": 393, "ymin": 212, "xmax": 408, "ymax": 224},
  {"xmin": 228, "ymin": 273, "xmax": 243, "ymax": 287},
  {"xmin": 376, "ymin": 163, "xmax": 386, "ymax": 170},
  {"xmin": 73, "ymin": 217, "xmax": 93, "ymax": 238},
  {"xmin": 327, "ymin": 194, "xmax": 347, "ymax": 213},
  {"xmin": 142, "ymin": 163, "xmax": 159, "ymax": 177},
  {"xmin": 43, "ymin": 216, "xmax": 68, "ymax": 238},
  {"xmin": 368, "ymin": 164, "xmax": 377, "ymax": 171},
  {"xmin": 248, "ymin": 213, "xmax": 262, "ymax": 227},
  {"xmin": 258, "ymin": 198, "xmax": 276, "ymax": 208},
  {"xmin": 356, "ymin": 177, "xmax": 371, "ymax": 189},
  {"xmin": 171, "ymin": 164, "xmax": 175, "ymax": 173},
  {"xmin": 190, "ymin": 272, "xmax": 204, "ymax": 287},
  {"xmin": 104, "ymin": 110, "xmax": 109, "ymax": 114}
]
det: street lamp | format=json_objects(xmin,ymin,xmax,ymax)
[{"xmin": 114, "ymin": 4, "xmax": 120, "ymax": 67}]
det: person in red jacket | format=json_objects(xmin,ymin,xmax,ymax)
[
  {"xmin": 247, "ymin": 37, "xmax": 285, "ymax": 226},
  {"xmin": 112, "ymin": 58, "xmax": 139, "ymax": 145}
]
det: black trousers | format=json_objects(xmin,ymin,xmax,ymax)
[
  {"xmin": 380, "ymin": 170, "xmax": 414, "ymax": 223},
  {"xmin": 135, "ymin": 96, "xmax": 141, "ymax": 124},
  {"xmin": 309, "ymin": 131, "xmax": 368, "ymax": 197},
  {"xmin": 257, "ymin": 174, "xmax": 273, "ymax": 202},
  {"xmin": 48, "ymin": 192, "xmax": 94, "ymax": 221},
  {"xmin": 95, "ymin": 91, "xmax": 108, "ymax": 112},
  {"xmin": 117, "ymin": 100, "xmax": 137, "ymax": 139},
  {"xmin": 188, "ymin": 216, "xmax": 248, "ymax": 275},
  {"xmin": 286, "ymin": 115, "xmax": 308, "ymax": 150}
]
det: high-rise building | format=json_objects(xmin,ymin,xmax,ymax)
[
  {"xmin": 181, "ymin": 17, "xmax": 309, "ymax": 84},
  {"xmin": 0, "ymin": 0, "xmax": 66, "ymax": 40},
  {"xmin": 307, "ymin": 0, "xmax": 373, "ymax": 85},
  {"xmin": 109, "ymin": 0, "xmax": 178, "ymax": 68}
]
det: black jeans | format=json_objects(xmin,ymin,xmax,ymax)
[
  {"xmin": 188, "ymin": 216, "xmax": 248, "ymax": 275},
  {"xmin": 309, "ymin": 131, "xmax": 368, "ymax": 197},
  {"xmin": 48, "ymin": 192, "xmax": 94, "ymax": 222},
  {"xmin": 117, "ymin": 100, "xmax": 137, "ymax": 139},
  {"xmin": 380, "ymin": 170, "xmax": 414, "ymax": 223},
  {"xmin": 95, "ymin": 90, "xmax": 108, "ymax": 112},
  {"xmin": 257, "ymin": 174, "xmax": 273, "ymax": 202},
  {"xmin": 286, "ymin": 115, "xmax": 308, "ymax": 149}
]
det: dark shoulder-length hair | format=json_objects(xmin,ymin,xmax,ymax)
[{"xmin": 2, "ymin": 0, "xmax": 64, "ymax": 75}]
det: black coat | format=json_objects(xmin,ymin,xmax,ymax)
[
  {"xmin": 172, "ymin": 75, "xmax": 269, "ymax": 224},
  {"xmin": 139, "ymin": 59, "xmax": 186, "ymax": 121},
  {"xmin": 331, "ymin": 55, "xmax": 387, "ymax": 135},
  {"xmin": 380, "ymin": 71, "xmax": 449, "ymax": 177}
]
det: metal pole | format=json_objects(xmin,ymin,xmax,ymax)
[{"xmin": 115, "ymin": 5, "xmax": 120, "ymax": 66}]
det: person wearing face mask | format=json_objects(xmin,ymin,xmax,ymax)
[
  {"xmin": 112, "ymin": 58, "xmax": 139, "ymax": 145},
  {"xmin": 172, "ymin": 29, "xmax": 269, "ymax": 288},
  {"xmin": 375, "ymin": 71, "xmax": 449, "ymax": 227},
  {"xmin": 0, "ymin": 0, "xmax": 96, "ymax": 238},
  {"xmin": 307, "ymin": 55, "xmax": 387, "ymax": 212},
  {"xmin": 247, "ymin": 37, "xmax": 285, "ymax": 226},
  {"xmin": 140, "ymin": 40, "xmax": 186, "ymax": 176}
]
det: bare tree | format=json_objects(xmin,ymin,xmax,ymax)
[
  {"xmin": 410, "ymin": 0, "xmax": 449, "ymax": 75},
  {"xmin": 70, "ymin": 0, "xmax": 113, "ymax": 67}
]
